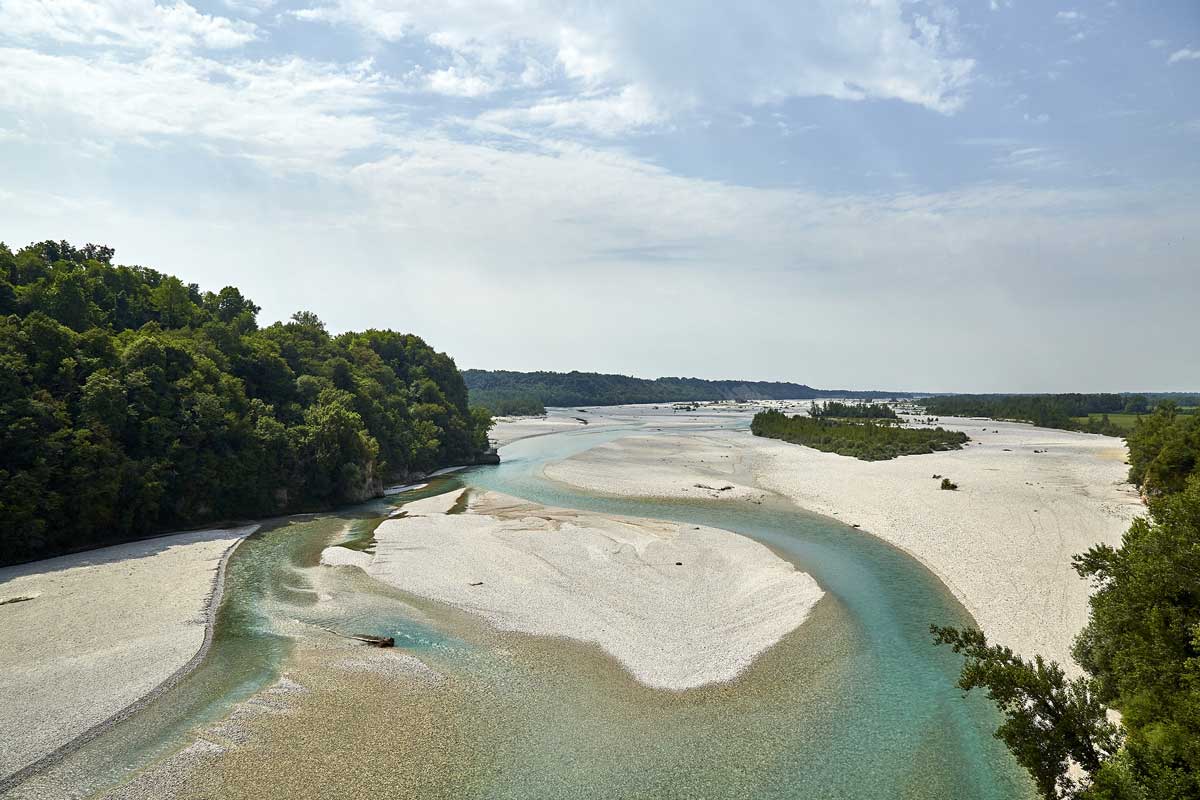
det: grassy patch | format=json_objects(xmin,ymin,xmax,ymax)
[{"xmin": 1071, "ymin": 413, "xmax": 1143, "ymax": 432}]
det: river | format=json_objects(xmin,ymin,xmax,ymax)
[{"xmin": 9, "ymin": 417, "xmax": 1033, "ymax": 800}]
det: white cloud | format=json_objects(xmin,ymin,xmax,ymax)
[
  {"xmin": 222, "ymin": 0, "xmax": 274, "ymax": 13},
  {"xmin": 14, "ymin": 131, "xmax": 1193, "ymax": 394},
  {"xmin": 1055, "ymin": 10, "xmax": 1084, "ymax": 22},
  {"xmin": 1148, "ymin": 39, "xmax": 1168, "ymax": 49},
  {"xmin": 0, "ymin": 47, "xmax": 390, "ymax": 168},
  {"xmin": 477, "ymin": 85, "xmax": 667, "ymax": 136},
  {"xmin": 1, "ymin": 0, "xmax": 1194, "ymax": 390},
  {"xmin": 0, "ymin": 0, "xmax": 259, "ymax": 50},
  {"xmin": 996, "ymin": 146, "xmax": 1063, "ymax": 171},
  {"xmin": 426, "ymin": 65, "xmax": 495, "ymax": 97},
  {"xmin": 293, "ymin": 0, "xmax": 975, "ymax": 124},
  {"xmin": 1168, "ymin": 47, "xmax": 1200, "ymax": 64}
]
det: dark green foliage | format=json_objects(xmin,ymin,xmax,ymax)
[
  {"xmin": 464, "ymin": 369, "xmax": 914, "ymax": 409},
  {"xmin": 935, "ymin": 419, "xmax": 1200, "ymax": 798},
  {"xmin": 1070, "ymin": 477, "xmax": 1200, "ymax": 799},
  {"xmin": 474, "ymin": 390, "xmax": 546, "ymax": 416},
  {"xmin": 940, "ymin": 478, "xmax": 958, "ymax": 490},
  {"xmin": 1124, "ymin": 402, "xmax": 1200, "ymax": 496},
  {"xmin": 930, "ymin": 626, "xmax": 1123, "ymax": 800},
  {"xmin": 809, "ymin": 401, "xmax": 898, "ymax": 419},
  {"xmin": 0, "ymin": 239, "xmax": 492, "ymax": 566},
  {"xmin": 750, "ymin": 409, "xmax": 967, "ymax": 460}
]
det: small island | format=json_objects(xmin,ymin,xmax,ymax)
[{"xmin": 750, "ymin": 408, "xmax": 968, "ymax": 460}]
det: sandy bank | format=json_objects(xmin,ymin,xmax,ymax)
[
  {"xmin": 541, "ymin": 413, "xmax": 1142, "ymax": 669},
  {"xmin": 321, "ymin": 489, "xmax": 823, "ymax": 691},
  {"xmin": 0, "ymin": 525, "xmax": 255, "ymax": 783},
  {"xmin": 487, "ymin": 412, "xmax": 602, "ymax": 446}
]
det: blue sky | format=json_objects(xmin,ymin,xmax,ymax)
[{"xmin": 2, "ymin": 0, "xmax": 1197, "ymax": 391}]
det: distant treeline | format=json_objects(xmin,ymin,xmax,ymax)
[
  {"xmin": 934, "ymin": 400, "xmax": 1200, "ymax": 799},
  {"xmin": 1, "ymin": 240, "xmax": 492, "ymax": 566},
  {"xmin": 750, "ymin": 409, "xmax": 967, "ymax": 461},
  {"xmin": 464, "ymin": 369, "xmax": 916, "ymax": 414},
  {"xmin": 922, "ymin": 393, "xmax": 1198, "ymax": 434},
  {"xmin": 810, "ymin": 401, "xmax": 898, "ymax": 420}
]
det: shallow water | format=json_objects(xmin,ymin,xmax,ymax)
[
  {"xmin": 6, "ymin": 419, "xmax": 1034, "ymax": 799},
  {"xmin": 458, "ymin": 422, "xmax": 1034, "ymax": 799}
]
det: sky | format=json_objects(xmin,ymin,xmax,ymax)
[{"xmin": 1, "ymin": 0, "xmax": 1197, "ymax": 392}]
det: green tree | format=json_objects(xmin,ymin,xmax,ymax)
[
  {"xmin": 151, "ymin": 276, "xmax": 197, "ymax": 329},
  {"xmin": 936, "ymin": 434, "xmax": 1200, "ymax": 799},
  {"xmin": 931, "ymin": 626, "xmax": 1122, "ymax": 799},
  {"xmin": 0, "ymin": 239, "xmax": 494, "ymax": 566}
]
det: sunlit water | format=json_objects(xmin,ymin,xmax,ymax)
[{"xmin": 8, "ymin": 419, "xmax": 1033, "ymax": 799}]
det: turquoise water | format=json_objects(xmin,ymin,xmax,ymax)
[
  {"xmin": 7, "ymin": 482, "xmax": 467, "ymax": 799},
  {"xmin": 458, "ymin": 423, "xmax": 1034, "ymax": 799},
  {"xmin": 8, "ymin": 422, "xmax": 1033, "ymax": 799}
]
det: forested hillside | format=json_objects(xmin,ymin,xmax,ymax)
[
  {"xmin": 0, "ymin": 240, "xmax": 492, "ymax": 566},
  {"xmin": 934, "ymin": 401, "xmax": 1200, "ymax": 799},
  {"xmin": 464, "ymin": 369, "xmax": 915, "ymax": 414}
]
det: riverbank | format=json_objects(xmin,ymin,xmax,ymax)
[
  {"xmin": 534, "ymin": 408, "xmax": 1143, "ymax": 669},
  {"xmin": 321, "ymin": 488, "xmax": 824, "ymax": 691},
  {"xmin": 0, "ymin": 525, "xmax": 255, "ymax": 784}
]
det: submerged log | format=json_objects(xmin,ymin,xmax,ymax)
[
  {"xmin": 351, "ymin": 634, "xmax": 395, "ymax": 648},
  {"xmin": 319, "ymin": 625, "xmax": 395, "ymax": 647}
]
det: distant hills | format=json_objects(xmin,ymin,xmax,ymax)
[{"xmin": 463, "ymin": 369, "xmax": 917, "ymax": 415}]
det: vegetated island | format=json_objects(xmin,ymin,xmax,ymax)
[
  {"xmin": 0, "ymin": 239, "xmax": 494, "ymax": 566},
  {"xmin": 750, "ymin": 407, "xmax": 968, "ymax": 461},
  {"xmin": 464, "ymin": 368, "xmax": 917, "ymax": 416},
  {"xmin": 809, "ymin": 400, "xmax": 900, "ymax": 419}
]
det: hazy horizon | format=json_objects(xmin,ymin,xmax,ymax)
[
  {"xmin": 3, "ymin": 1, "xmax": 1197, "ymax": 393},
  {"xmin": 461, "ymin": 365, "xmax": 1200, "ymax": 397}
]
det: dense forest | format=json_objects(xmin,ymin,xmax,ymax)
[
  {"xmin": 0, "ymin": 240, "xmax": 493, "ymax": 566},
  {"xmin": 922, "ymin": 393, "xmax": 1199, "ymax": 435},
  {"xmin": 809, "ymin": 401, "xmax": 898, "ymax": 420},
  {"xmin": 934, "ymin": 402, "xmax": 1200, "ymax": 799},
  {"xmin": 464, "ymin": 369, "xmax": 915, "ymax": 414},
  {"xmin": 750, "ymin": 409, "xmax": 967, "ymax": 460}
]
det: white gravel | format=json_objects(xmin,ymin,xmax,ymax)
[
  {"xmin": 322, "ymin": 489, "xmax": 824, "ymax": 691},
  {"xmin": 0, "ymin": 526, "xmax": 255, "ymax": 780},
  {"xmin": 539, "ymin": 409, "xmax": 1143, "ymax": 669}
]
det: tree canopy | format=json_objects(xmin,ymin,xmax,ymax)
[
  {"xmin": 934, "ymin": 406, "xmax": 1200, "ymax": 799},
  {"xmin": 750, "ymin": 408, "xmax": 967, "ymax": 460},
  {"xmin": 809, "ymin": 401, "xmax": 899, "ymax": 420},
  {"xmin": 1124, "ymin": 402, "xmax": 1200, "ymax": 496},
  {"xmin": 0, "ymin": 239, "xmax": 492, "ymax": 566}
]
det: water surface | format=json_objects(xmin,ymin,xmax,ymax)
[{"xmin": 8, "ymin": 419, "xmax": 1032, "ymax": 800}]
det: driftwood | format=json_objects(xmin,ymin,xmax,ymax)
[
  {"xmin": 320, "ymin": 626, "xmax": 395, "ymax": 648},
  {"xmin": 350, "ymin": 634, "xmax": 395, "ymax": 648}
]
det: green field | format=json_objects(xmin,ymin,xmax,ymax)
[
  {"xmin": 1073, "ymin": 407, "xmax": 1198, "ymax": 433},
  {"xmin": 1072, "ymin": 413, "xmax": 1144, "ymax": 431}
]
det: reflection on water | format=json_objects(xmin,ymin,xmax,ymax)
[{"xmin": 8, "ymin": 420, "xmax": 1034, "ymax": 799}]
